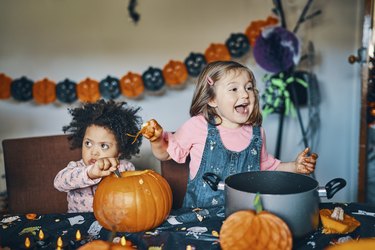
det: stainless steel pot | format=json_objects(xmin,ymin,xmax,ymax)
[{"xmin": 203, "ymin": 171, "xmax": 346, "ymax": 238}]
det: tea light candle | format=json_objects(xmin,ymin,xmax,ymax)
[
  {"xmin": 111, "ymin": 236, "xmax": 134, "ymax": 249},
  {"xmin": 70, "ymin": 229, "xmax": 86, "ymax": 248},
  {"xmin": 20, "ymin": 236, "xmax": 35, "ymax": 249},
  {"xmin": 56, "ymin": 236, "xmax": 68, "ymax": 250},
  {"xmin": 36, "ymin": 229, "xmax": 49, "ymax": 247}
]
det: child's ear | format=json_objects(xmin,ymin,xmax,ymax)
[{"xmin": 208, "ymin": 99, "xmax": 217, "ymax": 108}]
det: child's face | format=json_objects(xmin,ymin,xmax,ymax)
[
  {"xmin": 208, "ymin": 70, "xmax": 256, "ymax": 128},
  {"xmin": 81, "ymin": 125, "xmax": 120, "ymax": 166}
]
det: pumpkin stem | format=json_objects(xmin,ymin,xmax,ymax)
[{"xmin": 253, "ymin": 192, "xmax": 263, "ymax": 214}]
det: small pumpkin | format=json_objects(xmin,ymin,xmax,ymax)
[
  {"xmin": 120, "ymin": 72, "xmax": 145, "ymax": 99},
  {"xmin": 0, "ymin": 73, "xmax": 12, "ymax": 99},
  {"xmin": 162, "ymin": 60, "xmax": 188, "ymax": 87},
  {"xmin": 93, "ymin": 170, "xmax": 172, "ymax": 233},
  {"xmin": 76, "ymin": 78, "xmax": 100, "ymax": 103},
  {"xmin": 78, "ymin": 239, "xmax": 134, "ymax": 250},
  {"xmin": 204, "ymin": 43, "xmax": 231, "ymax": 63},
  {"xmin": 220, "ymin": 210, "xmax": 292, "ymax": 250},
  {"xmin": 33, "ymin": 78, "xmax": 56, "ymax": 104}
]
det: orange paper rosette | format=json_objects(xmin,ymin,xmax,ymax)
[
  {"xmin": 204, "ymin": 43, "xmax": 231, "ymax": 63},
  {"xmin": 162, "ymin": 60, "xmax": 188, "ymax": 87},
  {"xmin": 120, "ymin": 72, "xmax": 145, "ymax": 99},
  {"xmin": 33, "ymin": 78, "xmax": 56, "ymax": 104},
  {"xmin": 245, "ymin": 16, "xmax": 279, "ymax": 47},
  {"xmin": 77, "ymin": 78, "xmax": 100, "ymax": 103},
  {"xmin": 0, "ymin": 73, "xmax": 12, "ymax": 99}
]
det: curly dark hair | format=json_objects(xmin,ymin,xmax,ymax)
[{"xmin": 63, "ymin": 99, "xmax": 143, "ymax": 160}]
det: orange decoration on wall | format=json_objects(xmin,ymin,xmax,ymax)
[
  {"xmin": 245, "ymin": 16, "xmax": 279, "ymax": 47},
  {"xmin": 120, "ymin": 72, "xmax": 145, "ymax": 99},
  {"xmin": 33, "ymin": 78, "xmax": 56, "ymax": 104},
  {"xmin": 162, "ymin": 60, "xmax": 188, "ymax": 87},
  {"xmin": 0, "ymin": 73, "xmax": 12, "ymax": 99},
  {"xmin": 77, "ymin": 78, "xmax": 100, "ymax": 103},
  {"xmin": 204, "ymin": 43, "xmax": 231, "ymax": 63}
]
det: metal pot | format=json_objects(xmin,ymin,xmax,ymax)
[{"xmin": 203, "ymin": 171, "xmax": 346, "ymax": 238}]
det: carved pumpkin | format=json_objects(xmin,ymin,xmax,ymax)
[
  {"xmin": 204, "ymin": 43, "xmax": 231, "ymax": 63},
  {"xmin": 220, "ymin": 210, "xmax": 292, "ymax": 250},
  {"xmin": 0, "ymin": 73, "xmax": 12, "ymax": 99},
  {"xmin": 33, "ymin": 78, "xmax": 56, "ymax": 104},
  {"xmin": 93, "ymin": 170, "xmax": 172, "ymax": 233},
  {"xmin": 162, "ymin": 60, "xmax": 188, "ymax": 87},
  {"xmin": 119, "ymin": 72, "xmax": 145, "ymax": 99},
  {"xmin": 77, "ymin": 78, "xmax": 100, "ymax": 103}
]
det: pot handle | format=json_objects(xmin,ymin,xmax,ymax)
[
  {"xmin": 202, "ymin": 172, "xmax": 222, "ymax": 191},
  {"xmin": 324, "ymin": 178, "xmax": 347, "ymax": 199}
]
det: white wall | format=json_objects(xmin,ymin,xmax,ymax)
[{"xmin": 0, "ymin": 0, "xmax": 363, "ymax": 202}]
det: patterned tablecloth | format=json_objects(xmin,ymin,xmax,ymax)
[{"xmin": 0, "ymin": 202, "xmax": 374, "ymax": 250}]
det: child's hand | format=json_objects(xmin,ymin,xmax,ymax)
[
  {"xmin": 88, "ymin": 157, "xmax": 119, "ymax": 179},
  {"xmin": 295, "ymin": 148, "xmax": 318, "ymax": 174},
  {"xmin": 141, "ymin": 119, "xmax": 163, "ymax": 142}
]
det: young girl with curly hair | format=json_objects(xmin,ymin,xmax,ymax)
[{"xmin": 54, "ymin": 99, "xmax": 143, "ymax": 212}]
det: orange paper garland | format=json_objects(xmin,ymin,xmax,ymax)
[{"xmin": 0, "ymin": 16, "xmax": 278, "ymax": 105}]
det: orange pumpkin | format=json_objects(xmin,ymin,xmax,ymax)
[
  {"xmin": 0, "ymin": 73, "xmax": 12, "ymax": 99},
  {"xmin": 204, "ymin": 43, "xmax": 231, "ymax": 63},
  {"xmin": 78, "ymin": 239, "xmax": 135, "ymax": 250},
  {"xmin": 220, "ymin": 210, "xmax": 292, "ymax": 250},
  {"xmin": 245, "ymin": 16, "xmax": 279, "ymax": 46},
  {"xmin": 119, "ymin": 72, "xmax": 145, "ymax": 99},
  {"xmin": 33, "ymin": 78, "xmax": 56, "ymax": 104},
  {"xmin": 93, "ymin": 170, "xmax": 172, "ymax": 233},
  {"xmin": 77, "ymin": 78, "xmax": 100, "ymax": 103},
  {"xmin": 162, "ymin": 60, "xmax": 188, "ymax": 87}
]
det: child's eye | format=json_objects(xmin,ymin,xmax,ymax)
[
  {"xmin": 101, "ymin": 144, "xmax": 110, "ymax": 150},
  {"xmin": 84, "ymin": 140, "xmax": 92, "ymax": 147}
]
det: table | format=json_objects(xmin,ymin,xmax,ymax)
[{"xmin": 0, "ymin": 202, "xmax": 374, "ymax": 250}]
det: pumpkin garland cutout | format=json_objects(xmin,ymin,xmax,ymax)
[
  {"xmin": 93, "ymin": 169, "xmax": 172, "ymax": 233},
  {"xmin": 219, "ymin": 193, "xmax": 292, "ymax": 250}
]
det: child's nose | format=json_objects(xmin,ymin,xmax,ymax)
[{"xmin": 91, "ymin": 146, "xmax": 100, "ymax": 156}]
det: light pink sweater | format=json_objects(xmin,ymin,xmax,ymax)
[{"xmin": 165, "ymin": 115, "xmax": 280, "ymax": 179}]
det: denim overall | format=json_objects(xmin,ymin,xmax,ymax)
[{"xmin": 183, "ymin": 123, "xmax": 262, "ymax": 209}]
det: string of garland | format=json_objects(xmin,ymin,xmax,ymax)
[{"xmin": 0, "ymin": 16, "xmax": 278, "ymax": 105}]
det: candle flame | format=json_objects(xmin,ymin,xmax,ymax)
[
  {"xmin": 24, "ymin": 237, "xmax": 31, "ymax": 248},
  {"xmin": 39, "ymin": 229, "xmax": 45, "ymax": 240},
  {"xmin": 57, "ymin": 236, "xmax": 63, "ymax": 247},
  {"xmin": 76, "ymin": 229, "xmax": 82, "ymax": 241},
  {"xmin": 120, "ymin": 236, "xmax": 126, "ymax": 246}
]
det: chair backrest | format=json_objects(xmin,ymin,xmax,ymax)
[
  {"xmin": 2, "ymin": 134, "xmax": 81, "ymax": 214},
  {"xmin": 160, "ymin": 157, "xmax": 189, "ymax": 209}
]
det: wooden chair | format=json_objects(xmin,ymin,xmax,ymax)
[
  {"xmin": 2, "ymin": 134, "xmax": 81, "ymax": 214},
  {"xmin": 160, "ymin": 157, "xmax": 189, "ymax": 209}
]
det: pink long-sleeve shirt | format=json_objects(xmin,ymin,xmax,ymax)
[
  {"xmin": 165, "ymin": 115, "xmax": 280, "ymax": 179},
  {"xmin": 54, "ymin": 159, "xmax": 135, "ymax": 212}
]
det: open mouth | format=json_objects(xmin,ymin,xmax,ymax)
[{"xmin": 235, "ymin": 104, "xmax": 249, "ymax": 114}]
